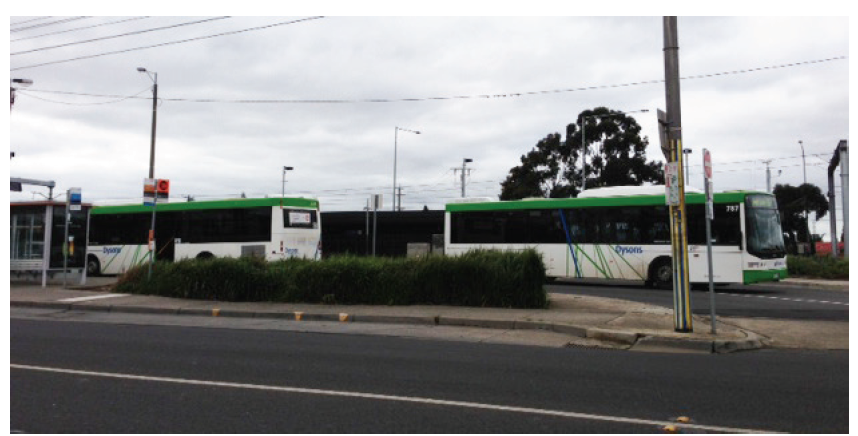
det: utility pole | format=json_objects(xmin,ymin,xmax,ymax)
[
  {"xmin": 799, "ymin": 140, "xmax": 809, "ymax": 251},
  {"xmin": 663, "ymin": 16, "xmax": 693, "ymax": 333},
  {"xmin": 396, "ymin": 186, "xmax": 404, "ymax": 211},
  {"xmin": 839, "ymin": 141, "xmax": 849, "ymax": 257},
  {"xmin": 763, "ymin": 160, "xmax": 772, "ymax": 193},
  {"xmin": 452, "ymin": 158, "xmax": 473, "ymax": 198}
]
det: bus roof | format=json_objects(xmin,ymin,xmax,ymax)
[
  {"xmin": 445, "ymin": 187, "xmax": 770, "ymax": 212},
  {"xmin": 91, "ymin": 197, "xmax": 319, "ymax": 215}
]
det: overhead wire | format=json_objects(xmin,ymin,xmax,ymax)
[
  {"xmin": 10, "ymin": 16, "xmax": 55, "ymax": 26},
  {"xmin": 11, "ymin": 17, "xmax": 151, "ymax": 42},
  {"xmin": 10, "ymin": 16, "xmax": 325, "ymax": 71},
  {"xmin": 9, "ymin": 16, "xmax": 231, "ymax": 56},
  {"xmin": 16, "ymin": 56, "xmax": 846, "ymax": 103},
  {"xmin": 11, "ymin": 16, "xmax": 92, "ymax": 32},
  {"xmin": 11, "ymin": 17, "xmax": 232, "ymax": 56}
]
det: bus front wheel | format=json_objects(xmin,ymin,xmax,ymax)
[
  {"xmin": 649, "ymin": 257, "xmax": 672, "ymax": 290},
  {"xmin": 87, "ymin": 255, "xmax": 101, "ymax": 276}
]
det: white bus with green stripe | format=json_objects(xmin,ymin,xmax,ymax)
[
  {"xmin": 444, "ymin": 186, "xmax": 787, "ymax": 286},
  {"xmin": 86, "ymin": 197, "xmax": 321, "ymax": 275}
]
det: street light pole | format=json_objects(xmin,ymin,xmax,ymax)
[
  {"xmin": 799, "ymin": 140, "xmax": 809, "ymax": 250},
  {"xmin": 282, "ymin": 166, "xmax": 294, "ymax": 199},
  {"xmin": 137, "ymin": 68, "xmax": 158, "ymax": 179},
  {"xmin": 393, "ymin": 126, "xmax": 420, "ymax": 211},
  {"xmin": 461, "ymin": 158, "xmax": 473, "ymax": 197},
  {"xmin": 682, "ymin": 148, "xmax": 693, "ymax": 183},
  {"xmin": 580, "ymin": 109, "xmax": 648, "ymax": 192}
]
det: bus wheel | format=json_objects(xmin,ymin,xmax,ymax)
[
  {"xmin": 649, "ymin": 257, "xmax": 673, "ymax": 290},
  {"xmin": 87, "ymin": 255, "xmax": 101, "ymax": 276},
  {"xmin": 196, "ymin": 252, "xmax": 214, "ymax": 260}
]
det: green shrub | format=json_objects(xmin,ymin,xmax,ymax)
[
  {"xmin": 115, "ymin": 249, "xmax": 548, "ymax": 308},
  {"xmin": 787, "ymin": 255, "xmax": 849, "ymax": 280}
]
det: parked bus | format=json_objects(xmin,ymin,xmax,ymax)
[
  {"xmin": 444, "ymin": 186, "xmax": 787, "ymax": 286},
  {"xmin": 87, "ymin": 197, "xmax": 321, "ymax": 275}
]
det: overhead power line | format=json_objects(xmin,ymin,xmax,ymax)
[
  {"xmin": 11, "ymin": 16, "xmax": 92, "ymax": 33},
  {"xmin": 10, "ymin": 16, "xmax": 325, "ymax": 71},
  {"xmin": 11, "ymin": 17, "xmax": 150, "ymax": 42},
  {"xmin": 10, "ymin": 16, "xmax": 55, "ymax": 26},
  {"xmin": 11, "ymin": 17, "xmax": 232, "ymax": 56},
  {"xmin": 20, "ymin": 56, "xmax": 847, "ymax": 106}
]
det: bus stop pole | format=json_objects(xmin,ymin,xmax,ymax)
[
  {"xmin": 704, "ymin": 149, "xmax": 716, "ymax": 334},
  {"xmin": 148, "ymin": 195, "xmax": 157, "ymax": 280},
  {"xmin": 63, "ymin": 191, "xmax": 70, "ymax": 289}
]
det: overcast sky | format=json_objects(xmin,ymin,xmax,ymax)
[{"xmin": 6, "ymin": 13, "xmax": 850, "ymax": 240}]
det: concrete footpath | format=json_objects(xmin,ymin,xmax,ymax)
[{"xmin": 9, "ymin": 277, "xmax": 848, "ymax": 354}]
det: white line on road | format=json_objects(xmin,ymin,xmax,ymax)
[
  {"xmin": 717, "ymin": 293, "xmax": 848, "ymax": 306},
  {"xmin": 57, "ymin": 293, "xmax": 128, "ymax": 303},
  {"xmin": 11, "ymin": 363, "xmax": 781, "ymax": 434}
]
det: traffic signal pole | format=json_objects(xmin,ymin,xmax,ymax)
[{"xmin": 663, "ymin": 16, "xmax": 693, "ymax": 332}]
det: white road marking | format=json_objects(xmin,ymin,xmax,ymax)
[
  {"xmin": 11, "ymin": 363, "xmax": 781, "ymax": 434},
  {"xmin": 717, "ymin": 293, "xmax": 848, "ymax": 306},
  {"xmin": 57, "ymin": 293, "xmax": 128, "ymax": 303}
]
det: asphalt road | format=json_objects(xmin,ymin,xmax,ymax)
[
  {"xmin": 11, "ymin": 317, "xmax": 848, "ymax": 433},
  {"xmin": 547, "ymin": 281, "xmax": 849, "ymax": 321}
]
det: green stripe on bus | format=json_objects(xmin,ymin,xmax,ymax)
[
  {"xmin": 91, "ymin": 197, "xmax": 319, "ymax": 215},
  {"xmin": 743, "ymin": 268, "xmax": 789, "ymax": 285},
  {"xmin": 445, "ymin": 191, "xmax": 761, "ymax": 212}
]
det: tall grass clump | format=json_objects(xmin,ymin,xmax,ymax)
[{"xmin": 115, "ymin": 249, "xmax": 547, "ymax": 308}]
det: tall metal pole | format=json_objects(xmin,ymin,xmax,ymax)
[
  {"xmin": 663, "ymin": 16, "xmax": 693, "ymax": 333},
  {"xmin": 461, "ymin": 158, "xmax": 473, "ymax": 197},
  {"xmin": 581, "ymin": 121, "xmax": 587, "ymax": 191},
  {"xmin": 393, "ymin": 127, "xmax": 398, "ymax": 212},
  {"xmin": 392, "ymin": 127, "xmax": 420, "ymax": 211},
  {"xmin": 764, "ymin": 160, "xmax": 772, "ymax": 193},
  {"xmin": 148, "ymin": 73, "xmax": 158, "ymax": 179},
  {"xmin": 799, "ymin": 140, "xmax": 809, "ymax": 249},
  {"xmin": 839, "ymin": 141, "xmax": 849, "ymax": 257}
]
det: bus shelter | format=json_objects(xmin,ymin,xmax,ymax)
[{"xmin": 11, "ymin": 201, "xmax": 92, "ymax": 287}]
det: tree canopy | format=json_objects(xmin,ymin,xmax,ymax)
[
  {"xmin": 500, "ymin": 107, "xmax": 663, "ymax": 200},
  {"xmin": 773, "ymin": 183, "xmax": 829, "ymax": 247}
]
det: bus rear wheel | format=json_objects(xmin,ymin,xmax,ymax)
[
  {"xmin": 196, "ymin": 252, "xmax": 214, "ymax": 260},
  {"xmin": 649, "ymin": 257, "xmax": 673, "ymax": 290},
  {"xmin": 87, "ymin": 255, "xmax": 101, "ymax": 276}
]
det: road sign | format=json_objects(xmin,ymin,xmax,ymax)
[
  {"xmin": 143, "ymin": 178, "xmax": 156, "ymax": 206},
  {"xmin": 156, "ymin": 179, "xmax": 170, "ymax": 199},
  {"xmin": 703, "ymin": 148, "xmax": 712, "ymax": 180},
  {"xmin": 69, "ymin": 187, "xmax": 82, "ymax": 211}
]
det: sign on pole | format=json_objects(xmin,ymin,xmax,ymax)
[
  {"xmin": 69, "ymin": 187, "xmax": 82, "ymax": 211},
  {"xmin": 704, "ymin": 149, "xmax": 714, "ymax": 220},
  {"xmin": 665, "ymin": 162, "xmax": 681, "ymax": 206},
  {"xmin": 703, "ymin": 147, "xmax": 717, "ymax": 334},
  {"xmin": 143, "ymin": 178, "xmax": 156, "ymax": 206}
]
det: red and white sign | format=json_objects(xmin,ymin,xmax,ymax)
[{"xmin": 703, "ymin": 148, "xmax": 712, "ymax": 180}]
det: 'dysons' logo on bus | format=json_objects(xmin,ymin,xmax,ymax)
[
  {"xmin": 614, "ymin": 245, "xmax": 643, "ymax": 256},
  {"xmin": 102, "ymin": 247, "xmax": 122, "ymax": 255}
]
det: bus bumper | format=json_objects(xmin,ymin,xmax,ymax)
[{"xmin": 743, "ymin": 268, "xmax": 789, "ymax": 285}]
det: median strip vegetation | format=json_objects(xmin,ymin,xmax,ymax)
[
  {"xmin": 114, "ymin": 249, "xmax": 548, "ymax": 309},
  {"xmin": 787, "ymin": 255, "xmax": 848, "ymax": 280}
]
